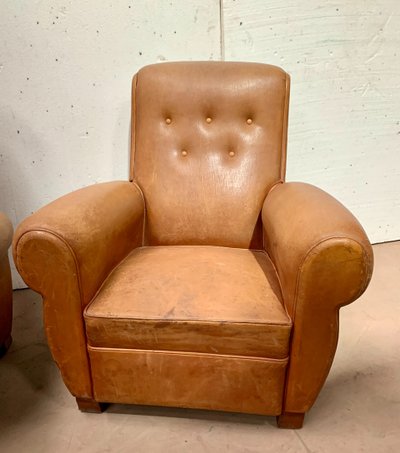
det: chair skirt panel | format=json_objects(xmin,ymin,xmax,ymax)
[{"xmin": 88, "ymin": 347, "xmax": 288, "ymax": 415}]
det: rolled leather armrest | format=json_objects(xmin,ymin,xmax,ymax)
[
  {"xmin": 262, "ymin": 182, "xmax": 373, "ymax": 413},
  {"xmin": 0, "ymin": 212, "xmax": 13, "ymax": 258},
  {"xmin": 13, "ymin": 181, "xmax": 144, "ymax": 307},
  {"xmin": 12, "ymin": 181, "xmax": 144, "ymax": 398},
  {"xmin": 262, "ymin": 182, "xmax": 373, "ymax": 316}
]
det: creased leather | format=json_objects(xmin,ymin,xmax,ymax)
[
  {"xmin": 262, "ymin": 182, "xmax": 373, "ymax": 413},
  {"xmin": 13, "ymin": 182, "xmax": 144, "ymax": 397}
]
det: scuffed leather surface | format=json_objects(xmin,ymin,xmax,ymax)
[
  {"xmin": 89, "ymin": 346, "xmax": 288, "ymax": 415},
  {"xmin": 0, "ymin": 212, "xmax": 13, "ymax": 347},
  {"xmin": 85, "ymin": 246, "xmax": 292, "ymax": 358},
  {"xmin": 262, "ymin": 182, "xmax": 373, "ymax": 413},
  {"xmin": 132, "ymin": 62, "xmax": 290, "ymax": 248},
  {"xmin": 13, "ymin": 182, "xmax": 144, "ymax": 397}
]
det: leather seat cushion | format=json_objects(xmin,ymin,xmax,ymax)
[{"xmin": 84, "ymin": 246, "xmax": 292, "ymax": 359}]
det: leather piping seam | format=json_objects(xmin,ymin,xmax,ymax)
[
  {"xmin": 262, "ymin": 248, "xmax": 289, "ymax": 319},
  {"xmin": 82, "ymin": 192, "xmax": 148, "ymax": 312},
  {"xmin": 262, "ymin": 181, "xmax": 285, "ymax": 252},
  {"xmin": 132, "ymin": 244, "xmax": 268, "ymax": 252},
  {"xmin": 280, "ymin": 72, "xmax": 290, "ymax": 181},
  {"xmin": 130, "ymin": 180, "xmax": 146, "ymax": 246},
  {"xmin": 256, "ymin": 248, "xmax": 286, "ymax": 306},
  {"xmin": 15, "ymin": 228, "xmax": 95, "ymax": 396},
  {"xmin": 16, "ymin": 228, "xmax": 84, "ymax": 303},
  {"xmin": 130, "ymin": 73, "xmax": 138, "ymax": 182},
  {"xmin": 87, "ymin": 345, "xmax": 289, "ymax": 363},
  {"xmin": 83, "ymin": 249, "xmax": 140, "ymax": 316},
  {"xmin": 282, "ymin": 236, "xmax": 372, "ymax": 411},
  {"xmin": 130, "ymin": 73, "xmax": 146, "ymax": 245},
  {"xmin": 83, "ymin": 315, "xmax": 292, "ymax": 327},
  {"xmin": 260, "ymin": 196, "xmax": 286, "ymax": 314},
  {"xmin": 266, "ymin": 180, "xmax": 284, "ymax": 197},
  {"xmin": 87, "ymin": 347, "xmax": 288, "ymax": 361},
  {"xmin": 292, "ymin": 235, "xmax": 372, "ymax": 319}
]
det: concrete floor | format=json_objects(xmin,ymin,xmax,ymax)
[{"xmin": 0, "ymin": 242, "xmax": 399, "ymax": 452}]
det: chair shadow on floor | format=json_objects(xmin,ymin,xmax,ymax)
[
  {"xmin": 106, "ymin": 403, "xmax": 276, "ymax": 427},
  {"xmin": 0, "ymin": 290, "xmax": 57, "ymax": 430}
]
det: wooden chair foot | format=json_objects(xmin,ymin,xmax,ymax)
[
  {"xmin": 0, "ymin": 335, "xmax": 12, "ymax": 358},
  {"xmin": 76, "ymin": 397, "xmax": 106, "ymax": 413},
  {"xmin": 277, "ymin": 411, "xmax": 305, "ymax": 429}
]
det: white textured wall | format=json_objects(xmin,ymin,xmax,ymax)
[
  {"xmin": 223, "ymin": 0, "xmax": 400, "ymax": 244},
  {"xmin": 0, "ymin": 0, "xmax": 220, "ymax": 287},
  {"xmin": 1, "ymin": 1, "xmax": 399, "ymax": 288}
]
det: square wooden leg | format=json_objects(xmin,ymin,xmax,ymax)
[
  {"xmin": 277, "ymin": 411, "xmax": 305, "ymax": 429},
  {"xmin": 76, "ymin": 397, "xmax": 106, "ymax": 413}
]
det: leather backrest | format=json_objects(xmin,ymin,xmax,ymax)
[{"xmin": 131, "ymin": 62, "xmax": 290, "ymax": 248}]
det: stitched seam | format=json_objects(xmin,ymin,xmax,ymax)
[
  {"xmin": 15, "ymin": 228, "xmax": 95, "ymax": 397},
  {"xmin": 130, "ymin": 73, "xmax": 138, "ymax": 181},
  {"xmin": 283, "ymin": 236, "xmax": 372, "ymax": 411},
  {"xmin": 83, "ymin": 249, "xmax": 136, "ymax": 317},
  {"xmin": 262, "ymin": 181, "xmax": 283, "ymax": 251},
  {"xmin": 86, "ymin": 345, "xmax": 289, "ymax": 363},
  {"xmin": 84, "ymin": 315, "xmax": 292, "ymax": 327},
  {"xmin": 83, "ymin": 185, "xmax": 146, "ymax": 312},
  {"xmin": 130, "ymin": 72, "xmax": 146, "ymax": 245},
  {"xmin": 266, "ymin": 180, "xmax": 284, "ymax": 198},
  {"xmin": 262, "ymin": 248, "xmax": 290, "ymax": 320},
  {"xmin": 292, "ymin": 236, "xmax": 371, "ymax": 320},
  {"xmin": 86, "ymin": 343, "xmax": 289, "ymax": 360},
  {"xmin": 16, "ymin": 228, "xmax": 84, "ymax": 302},
  {"xmin": 280, "ymin": 72, "xmax": 290, "ymax": 181},
  {"xmin": 130, "ymin": 244, "xmax": 266, "ymax": 252},
  {"xmin": 256, "ymin": 248, "xmax": 286, "ymax": 305},
  {"xmin": 131, "ymin": 181, "xmax": 146, "ymax": 246}
]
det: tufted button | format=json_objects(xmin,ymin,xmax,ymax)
[
  {"xmin": 181, "ymin": 150, "xmax": 188, "ymax": 156},
  {"xmin": 206, "ymin": 117, "xmax": 212, "ymax": 123},
  {"xmin": 229, "ymin": 151, "xmax": 235, "ymax": 157},
  {"xmin": 246, "ymin": 118, "xmax": 253, "ymax": 125},
  {"xmin": 165, "ymin": 118, "xmax": 172, "ymax": 124}
]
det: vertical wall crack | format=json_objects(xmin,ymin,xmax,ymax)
[{"xmin": 219, "ymin": 0, "xmax": 225, "ymax": 60}]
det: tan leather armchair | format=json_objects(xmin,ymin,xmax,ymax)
[
  {"xmin": 0, "ymin": 212, "xmax": 13, "ymax": 357},
  {"xmin": 13, "ymin": 62, "xmax": 373, "ymax": 428}
]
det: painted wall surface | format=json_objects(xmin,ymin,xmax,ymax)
[
  {"xmin": 224, "ymin": 0, "xmax": 400, "ymax": 244},
  {"xmin": 1, "ymin": 1, "xmax": 399, "ymax": 287},
  {"xmin": 0, "ymin": 1, "xmax": 220, "ymax": 287}
]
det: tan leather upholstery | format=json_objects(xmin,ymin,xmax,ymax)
[
  {"xmin": 132, "ymin": 62, "xmax": 289, "ymax": 248},
  {"xmin": 13, "ymin": 62, "xmax": 373, "ymax": 428},
  {"xmin": 14, "ymin": 182, "xmax": 144, "ymax": 397},
  {"xmin": 88, "ymin": 348, "xmax": 288, "ymax": 415},
  {"xmin": 263, "ymin": 182, "xmax": 373, "ymax": 413},
  {"xmin": 0, "ymin": 212, "xmax": 13, "ymax": 356},
  {"xmin": 85, "ymin": 246, "xmax": 291, "ymax": 358}
]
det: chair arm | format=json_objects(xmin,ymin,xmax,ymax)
[
  {"xmin": 262, "ymin": 182, "xmax": 373, "ymax": 413},
  {"xmin": 262, "ymin": 182, "xmax": 373, "ymax": 315},
  {"xmin": 13, "ymin": 181, "xmax": 144, "ymax": 398},
  {"xmin": 14, "ymin": 181, "xmax": 144, "ymax": 305},
  {"xmin": 0, "ymin": 212, "xmax": 13, "ymax": 258}
]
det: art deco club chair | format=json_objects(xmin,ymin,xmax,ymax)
[
  {"xmin": 0, "ymin": 212, "xmax": 13, "ymax": 357},
  {"xmin": 13, "ymin": 62, "xmax": 373, "ymax": 428}
]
